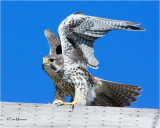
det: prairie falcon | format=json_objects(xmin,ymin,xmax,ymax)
[{"xmin": 42, "ymin": 12, "xmax": 145, "ymax": 107}]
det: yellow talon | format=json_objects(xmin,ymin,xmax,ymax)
[{"xmin": 59, "ymin": 101, "xmax": 77, "ymax": 105}]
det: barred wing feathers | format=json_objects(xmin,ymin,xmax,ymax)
[{"xmin": 65, "ymin": 12, "xmax": 145, "ymax": 69}]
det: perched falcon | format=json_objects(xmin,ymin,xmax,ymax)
[{"xmin": 42, "ymin": 12, "xmax": 145, "ymax": 107}]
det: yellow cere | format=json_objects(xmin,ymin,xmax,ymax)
[{"xmin": 43, "ymin": 58, "xmax": 49, "ymax": 64}]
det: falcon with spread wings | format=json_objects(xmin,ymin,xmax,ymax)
[{"xmin": 42, "ymin": 12, "xmax": 145, "ymax": 107}]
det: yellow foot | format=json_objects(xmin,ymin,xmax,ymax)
[
  {"xmin": 59, "ymin": 101, "xmax": 77, "ymax": 105},
  {"xmin": 48, "ymin": 102, "xmax": 51, "ymax": 104}
]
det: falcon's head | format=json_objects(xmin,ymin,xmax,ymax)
[
  {"xmin": 43, "ymin": 29, "xmax": 64, "ymax": 73},
  {"xmin": 42, "ymin": 54, "xmax": 64, "ymax": 73}
]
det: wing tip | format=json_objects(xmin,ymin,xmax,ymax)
[
  {"xmin": 44, "ymin": 28, "xmax": 52, "ymax": 33},
  {"xmin": 44, "ymin": 29, "xmax": 52, "ymax": 37},
  {"xmin": 125, "ymin": 21, "xmax": 146, "ymax": 31},
  {"xmin": 44, "ymin": 29, "xmax": 57, "ymax": 38},
  {"xmin": 126, "ymin": 26, "xmax": 146, "ymax": 31},
  {"xmin": 73, "ymin": 12, "xmax": 85, "ymax": 15},
  {"xmin": 139, "ymin": 27, "xmax": 146, "ymax": 31}
]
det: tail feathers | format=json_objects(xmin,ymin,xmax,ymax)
[
  {"xmin": 96, "ymin": 79, "xmax": 142, "ymax": 107},
  {"xmin": 90, "ymin": 93, "xmax": 112, "ymax": 106}
]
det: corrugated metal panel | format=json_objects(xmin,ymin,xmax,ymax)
[{"xmin": 0, "ymin": 102, "xmax": 159, "ymax": 128}]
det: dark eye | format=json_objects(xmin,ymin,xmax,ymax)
[{"xmin": 49, "ymin": 58, "xmax": 55, "ymax": 62}]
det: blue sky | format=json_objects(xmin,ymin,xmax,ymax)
[{"xmin": 1, "ymin": 1, "xmax": 159, "ymax": 109}]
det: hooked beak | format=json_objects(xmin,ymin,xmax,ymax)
[{"xmin": 43, "ymin": 58, "xmax": 49, "ymax": 65}]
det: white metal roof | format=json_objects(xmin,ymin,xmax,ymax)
[{"xmin": 0, "ymin": 102, "xmax": 159, "ymax": 128}]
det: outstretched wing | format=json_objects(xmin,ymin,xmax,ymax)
[
  {"xmin": 44, "ymin": 29, "xmax": 62, "ymax": 55},
  {"xmin": 59, "ymin": 12, "xmax": 145, "ymax": 69}
]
